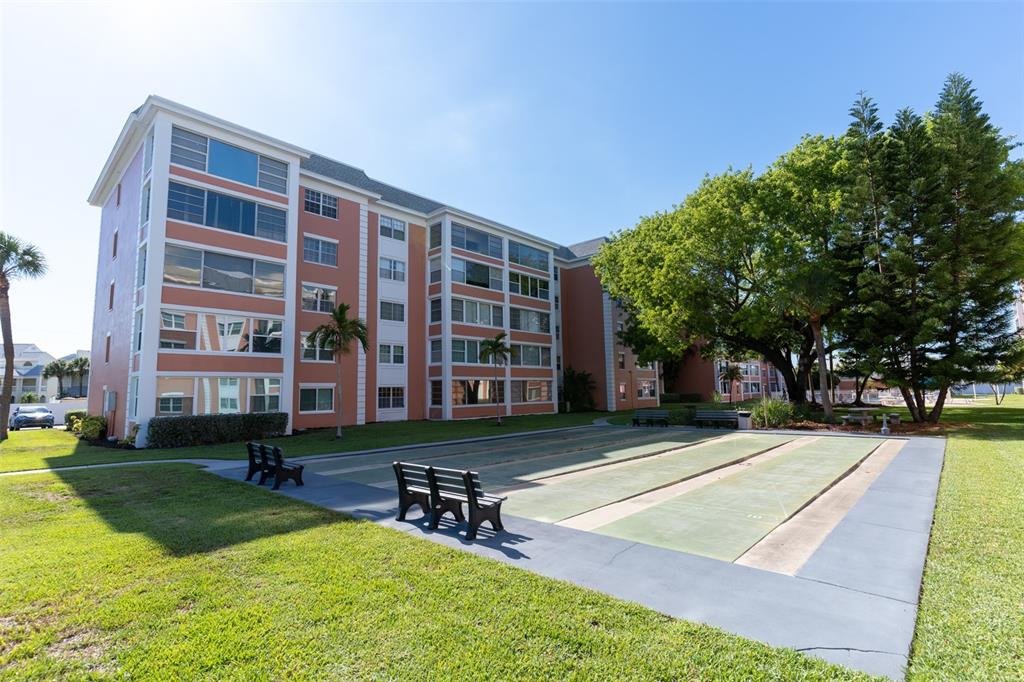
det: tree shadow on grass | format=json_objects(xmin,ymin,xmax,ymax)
[{"xmin": 50, "ymin": 463, "xmax": 338, "ymax": 557}]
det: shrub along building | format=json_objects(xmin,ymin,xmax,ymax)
[{"xmin": 87, "ymin": 97, "xmax": 659, "ymax": 445}]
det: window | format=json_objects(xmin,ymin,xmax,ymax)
[
  {"xmin": 555, "ymin": 295, "xmax": 559, "ymax": 310},
  {"xmin": 104, "ymin": 335, "xmax": 111, "ymax": 363},
  {"xmin": 302, "ymin": 285, "xmax": 336, "ymax": 312},
  {"xmin": 203, "ymin": 251, "xmax": 254, "ymax": 295},
  {"xmin": 429, "ymin": 223, "xmax": 442, "ymax": 249},
  {"xmin": 111, "ymin": 230, "xmax": 118, "ymax": 259},
  {"xmin": 129, "ymin": 376, "xmax": 139, "ymax": 418},
  {"xmin": 509, "ymin": 240, "xmax": 549, "ymax": 271},
  {"xmin": 452, "ymin": 257, "xmax": 502, "ymax": 291},
  {"xmin": 554, "ymin": 266, "xmax": 559, "ymax": 281},
  {"xmin": 137, "ymin": 245, "xmax": 147, "ymax": 288},
  {"xmin": 451, "ymin": 339, "xmax": 482, "ymax": 364},
  {"xmin": 380, "ymin": 301, "xmax": 405, "ymax": 322},
  {"xmin": 158, "ymin": 397, "xmax": 184, "ymax": 415},
  {"xmin": 619, "ymin": 383, "xmax": 627, "ymax": 400},
  {"xmin": 140, "ymin": 182, "xmax": 151, "ymax": 226},
  {"xmin": 618, "ymin": 353, "xmax": 625, "ymax": 369},
  {"xmin": 301, "ymin": 334, "xmax": 334, "ymax": 362},
  {"xmin": 254, "ymin": 261, "xmax": 285, "ymax": 297},
  {"xmin": 251, "ymin": 319, "xmax": 283, "ymax": 353},
  {"xmin": 430, "ymin": 298, "xmax": 442, "ymax": 323},
  {"xmin": 556, "ymin": 324, "xmax": 561, "ymax": 340},
  {"xmin": 143, "ymin": 129, "xmax": 154, "ymax": 173},
  {"xmin": 250, "ymin": 378, "xmax": 281, "ymax": 412},
  {"xmin": 451, "ymin": 298, "xmax": 502, "ymax": 327},
  {"xmin": 167, "ymin": 181, "xmax": 287, "ymax": 242},
  {"xmin": 299, "ymin": 387, "xmax": 334, "ymax": 412},
  {"xmin": 171, "ymin": 126, "xmax": 288, "ymax": 193},
  {"xmin": 379, "ymin": 257, "xmax": 406, "ymax": 282},
  {"xmin": 431, "ymin": 380, "xmax": 442, "ymax": 406},
  {"xmin": 218, "ymin": 377, "xmax": 240, "ymax": 413},
  {"xmin": 451, "ymin": 222, "xmax": 502, "ymax": 258},
  {"xmin": 304, "ymin": 189, "xmax": 338, "ymax": 219},
  {"xmin": 452, "ymin": 379, "xmax": 503, "ymax": 405},
  {"xmin": 557, "ymin": 354, "xmax": 562, "ymax": 371},
  {"xmin": 303, "ymin": 236, "xmax": 337, "ymax": 266},
  {"xmin": 134, "ymin": 311, "xmax": 144, "ymax": 351},
  {"xmin": 161, "ymin": 311, "xmax": 186, "ymax": 330},
  {"xmin": 379, "ymin": 344, "xmax": 405, "ymax": 364},
  {"xmin": 115, "ymin": 183, "xmax": 121, "ymax": 206},
  {"xmin": 510, "ymin": 308, "xmax": 550, "ymax": 334},
  {"xmin": 380, "ymin": 215, "xmax": 406, "ymax": 241},
  {"xmin": 108, "ymin": 282, "xmax": 114, "ymax": 309},
  {"xmin": 744, "ymin": 381, "xmax": 761, "ymax": 394},
  {"xmin": 637, "ymin": 380, "xmax": 654, "ymax": 399},
  {"xmin": 508, "ymin": 272, "xmax": 549, "ymax": 300},
  {"xmin": 430, "ymin": 339, "xmax": 442, "ymax": 363},
  {"xmin": 378, "ymin": 386, "xmax": 405, "ymax": 409},
  {"xmin": 429, "ymin": 257, "xmax": 441, "ymax": 284},
  {"xmin": 510, "ymin": 344, "xmax": 551, "ymax": 367},
  {"xmin": 511, "ymin": 380, "xmax": 552, "ymax": 403}
]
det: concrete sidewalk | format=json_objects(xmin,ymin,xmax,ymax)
[{"xmin": 210, "ymin": 431, "xmax": 946, "ymax": 680}]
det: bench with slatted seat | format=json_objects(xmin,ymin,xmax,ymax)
[
  {"xmin": 245, "ymin": 441, "xmax": 265, "ymax": 482},
  {"xmin": 257, "ymin": 444, "xmax": 304, "ymax": 490},
  {"xmin": 459, "ymin": 469, "xmax": 507, "ymax": 541},
  {"xmin": 391, "ymin": 461, "xmax": 434, "ymax": 521},
  {"xmin": 632, "ymin": 409, "xmax": 670, "ymax": 427},
  {"xmin": 695, "ymin": 409, "xmax": 740, "ymax": 429}
]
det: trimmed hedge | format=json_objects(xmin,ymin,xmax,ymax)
[
  {"xmin": 79, "ymin": 415, "xmax": 108, "ymax": 440},
  {"xmin": 146, "ymin": 412, "xmax": 289, "ymax": 449},
  {"xmin": 64, "ymin": 409, "xmax": 87, "ymax": 428}
]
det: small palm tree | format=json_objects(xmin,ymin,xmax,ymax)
[
  {"xmin": 479, "ymin": 332, "xmax": 512, "ymax": 425},
  {"xmin": 307, "ymin": 303, "xmax": 368, "ymax": 439},
  {"xmin": 0, "ymin": 233, "xmax": 46, "ymax": 441},
  {"xmin": 43, "ymin": 359, "xmax": 70, "ymax": 398},
  {"xmin": 69, "ymin": 356, "xmax": 90, "ymax": 397},
  {"xmin": 719, "ymin": 363, "xmax": 743, "ymax": 405}
]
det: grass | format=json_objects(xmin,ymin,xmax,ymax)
[
  {"xmin": 0, "ymin": 411, "xmax": 605, "ymax": 473},
  {"xmin": 0, "ymin": 465, "xmax": 868, "ymax": 680}
]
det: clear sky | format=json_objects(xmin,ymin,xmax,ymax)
[{"xmin": 1, "ymin": 1, "xmax": 1022, "ymax": 359}]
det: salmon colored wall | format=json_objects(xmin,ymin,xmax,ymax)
[
  {"xmin": 88, "ymin": 147, "xmax": 143, "ymax": 437},
  {"xmin": 670, "ymin": 348, "xmax": 717, "ymax": 401},
  {"xmin": 161, "ymin": 286, "xmax": 286, "ymax": 316},
  {"xmin": 169, "ymin": 165, "xmax": 289, "ymax": 204},
  {"xmin": 452, "ymin": 323, "xmax": 501, "ymax": 339},
  {"xmin": 166, "ymin": 221, "xmax": 286, "ymax": 260},
  {"xmin": 451, "ymin": 247, "xmax": 502, "ymax": 268},
  {"xmin": 156, "ymin": 353, "xmax": 282, "ymax": 373},
  {"xmin": 365, "ymin": 212, "xmax": 378, "ymax": 424},
  {"xmin": 508, "ymin": 294, "xmax": 550, "ymax": 311},
  {"xmin": 509, "ymin": 330, "xmax": 552, "ymax": 345},
  {"xmin": 559, "ymin": 263, "xmax": 608, "ymax": 410},
  {"xmin": 511, "ymin": 403, "xmax": 554, "ymax": 416},
  {"xmin": 452, "ymin": 283, "xmax": 502, "ymax": 303},
  {"xmin": 406, "ymin": 223, "xmax": 427, "ymax": 420},
  {"xmin": 292, "ymin": 192, "xmax": 362, "ymax": 429}
]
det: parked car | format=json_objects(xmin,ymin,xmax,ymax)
[{"xmin": 8, "ymin": 406, "xmax": 55, "ymax": 430}]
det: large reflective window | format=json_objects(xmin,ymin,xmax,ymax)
[
  {"xmin": 208, "ymin": 139, "xmax": 259, "ymax": 186},
  {"xmin": 163, "ymin": 245, "xmax": 202, "ymax": 287},
  {"xmin": 202, "ymin": 252, "xmax": 253, "ymax": 294}
]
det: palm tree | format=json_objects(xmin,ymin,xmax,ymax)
[
  {"xmin": 0, "ymin": 233, "xmax": 46, "ymax": 441},
  {"xmin": 307, "ymin": 303, "xmax": 368, "ymax": 439},
  {"xmin": 479, "ymin": 332, "xmax": 512, "ymax": 425},
  {"xmin": 69, "ymin": 356, "xmax": 90, "ymax": 397},
  {"xmin": 43, "ymin": 359, "xmax": 70, "ymax": 398},
  {"xmin": 719, "ymin": 363, "xmax": 743, "ymax": 405}
]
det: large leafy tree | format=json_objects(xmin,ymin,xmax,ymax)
[
  {"xmin": 478, "ymin": 332, "xmax": 512, "ymax": 425},
  {"xmin": 307, "ymin": 303, "xmax": 369, "ymax": 439},
  {"xmin": 593, "ymin": 170, "xmax": 821, "ymax": 404},
  {"xmin": 845, "ymin": 75, "xmax": 1024, "ymax": 422},
  {"xmin": 0, "ymin": 233, "xmax": 46, "ymax": 441}
]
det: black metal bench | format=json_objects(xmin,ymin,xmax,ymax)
[
  {"xmin": 632, "ymin": 409, "xmax": 669, "ymax": 427},
  {"xmin": 695, "ymin": 409, "xmax": 740, "ymax": 429},
  {"xmin": 248, "ymin": 442, "xmax": 304, "ymax": 490},
  {"xmin": 392, "ymin": 461, "xmax": 506, "ymax": 540}
]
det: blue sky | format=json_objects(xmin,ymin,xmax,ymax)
[{"xmin": 2, "ymin": 1, "xmax": 1022, "ymax": 357}]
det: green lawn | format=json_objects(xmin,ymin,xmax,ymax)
[
  {"xmin": 0, "ymin": 465, "xmax": 867, "ymax": 680},
  {"xmin": 0, "ymin": 411, "xmax": 604, "ymax": 473}
]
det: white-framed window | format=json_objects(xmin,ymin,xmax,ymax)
[
  {"xmin": 637, "ymin": 380, "xmax": 654, "ymax": 399},
  {"xmin": 508, "ymin": 272, "xmax": 550, "ymax": 300},
  {"xmin": 510, "ymin": 307, "xmax": 551, "ymax": 334},
  {"xmin": 136, "ymin": 245, "xmax": 147, "ymax": 288},
  {"xmin": 452, "ymin": 379, "xmax": 504, "ymax": 405},
  {"xmin": 163, "ymin": 244, "xmax": 285, "ymax": 297},
  {"xmin": 304, "ymin": 188, "xmax": 338, "ymax": 219},
  {"xmin": 431, "ymin": 380, "xmax": 443, "ymax": 406},
  {"xmin": 158, "ymin": 396, "xmax": 184, "ymax": 414},
  {"xmin": 619, "ymin": 383, "xmax": 627, "ymax": 400},
  {"xmin": 452, "ymin": 257, "xmax": 502, "ymax": 291},
  {"xmin": 618, "ymin": 352, "xmax": 625, "ymax": 369},
  {"xmin": 451, "ymin": 338, "xmax": 482, "ymax": 364},
  {"xmin": 303, "ymin": 236, "xmax": 337, "ymax": 266},
  {"xmin": 510, "ymin": 344, "xmax": 552, "ymax": 367},
  {"xmin": 379, "ymin": 344, "xmax": 405, "ymax": 364},
  {"xmin": 379, "ymin": 215, "xmax": 406, "ymax": 241},
  {"xmin": 379, "ymin": 257, "xmax": 406, "ymax": 282},
  {"xmin": 429, "ymin": 223, "xmax": 442, "ymax": 249},
  {"xmin": 511, "ymin": 380, "xmax": 552, "ymax": 403},
  {"xmin": 171, "ymin": 125, "xmax": 288, "ymax": 193},
  {"xmin": 218, "ymin": 377, "xmax": 240, "ymax": 413},
  {"xmin": 508, "ymin": 240, "xmax": 549, "ymax": 271},
  {"xmin": 430, "ymin": 298, "xmax": 442, "ymax": 323},
  {"xmin": 452, "ymin": 222, "xmax": 502, "ymax": 259},
  {"xmin": 161, "ymin": 311, "xmax": 186, "ymax": 330},
  {"xmin": 301, "ymin": 284, "xmax": 336, "ymax": 313},
  {"xmin": 380, "ymin": 301, "xmax": 405, "ymax": 322},
  {"xmin": 429, "ymin": 257, "xmax": 441, "ymax": 284},
  {"xmin": 134, "ymin": 311, "xmax": 144, "ymax": 352},
  {"xmin": 250, "ymin": 378, "xmax": 281, "ymax": 412},
  {"xmin": 377, "ymin": 386, "xmax": 405, "ymax": 409},
  {"xmin": 430, "ymin": 339, "xmax": 442, "ymax": 363},
  {"xmin": 167, "ymin": 181, "xmax": 287, "ymax": 242},
  {"xmin": 301, "ymin": 333, "xmax": 334, "ymax": 362},
  {"xmin": 139, "ymin": 182, "xmax": 151, "ymax": 227},
  {"xmin": 299, "ymin": 386, "xmax": 334, "ymax": 413},
  {"xmin": 451, "ymin": 298, "xmax": 502, "ymax": 327}
]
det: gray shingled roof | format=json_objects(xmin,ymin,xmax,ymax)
[
  {"xmin": 560, "ymin": 237, "xmax": 608, "ymax": 261},
  {"xmin": 301, "ymin": 155, "xmax": 445, "ymax": 215}
]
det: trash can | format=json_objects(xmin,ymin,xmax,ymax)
[{"xmin": 736, "ymin": 411, "xmax": 752, "ymax": 430}]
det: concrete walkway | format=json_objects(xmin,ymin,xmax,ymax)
[{"xmin": 208, "ymin": 429, "xmax": 944, "ymax": 680}]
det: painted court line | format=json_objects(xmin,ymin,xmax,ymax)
[
  {"xmin": 559, "ymin": 436, "xmax": 821, "ymax": 531},
  {"xmin": 735, "ymin": 438, "xmax": 907, "ymax": 575}
]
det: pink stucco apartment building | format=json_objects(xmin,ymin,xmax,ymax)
[{"xmin": 86, "ymin": 97, "xmax": 659, "ymax": 445}]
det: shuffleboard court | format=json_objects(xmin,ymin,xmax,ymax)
[
  {"xmin": 311, "ymin": 428, "xmax": 714, "ymax": 488},
  {"xmin": 594, "ymin": 436, "xmax": 885, "ymax": 561},
  {"xmin": 503, "ymin": 433, "xmax": 795, "ymax": 522}
]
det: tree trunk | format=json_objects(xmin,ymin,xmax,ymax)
[
  {"xmin": 0, "ymin": 283, "xmax": 13, "ymax": 441},
  {"xmin": 854, "ymin": 374, "xmax": 869, "ymax": 406},
  {"xmin": 810, "ymin": 318, "xmax": 833, "ymax": 421},
  {"xmin": 335, "ymin": 360, "xmax": 343, "ymax": 439},
  {"xmin": 828, "ymin": 348, "xmax": 837, "ymax": 405},
  {"xmin": 927, "ymin": 385, "xmax": 949, "ymax": 423},
  {"xmin": 991, "ymin": 384, "xmax": 1004, "ymax": 405}
]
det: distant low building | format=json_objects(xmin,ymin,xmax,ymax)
[
  {"xmin": 668, "ymin": 352, "xmax": 785, "ymax": 402},
  {"xmin": 0, "ymin": 343, "xmax": 57, "ymax": 402}
]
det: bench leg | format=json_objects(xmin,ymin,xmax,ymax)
[
  {"xmin": 294, "ymin": 468, "xmax": 304, "ymax": 487},
  {"xmin": 272, "ymin": 469, "xmax": 285, "ymax": 490},
  {"xmin": 632, "ymin": 418, "xmax": 639, "ymax": 427},
  {"xmin": 429, "ymin": 497, "xmax": 465, "ymax": 529},
  {"xmin": 245, "ymin": 460, "xmax": 259, "ymax": 481},
  {"xmin": 397, "ymin": 491, "xmax": 430, "ymax": 521},
  {"xmin": 466, "ymin": 503, "xmax": 504, "ymax": 541}
]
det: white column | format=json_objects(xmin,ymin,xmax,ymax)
[{"xmin": 357, "ymin": 204, "xmax": 368, "ymax": 425}]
